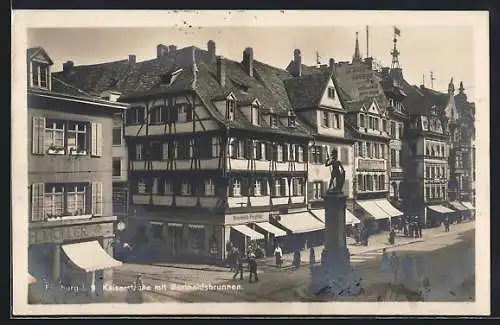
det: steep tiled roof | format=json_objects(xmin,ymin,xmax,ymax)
[
  {"xmin": 283, "ymin": 69, "xmax": 332, "ymax": 110},
  {"xmin": 55, "ymin": 47, "xmax": 312, "ymax": 138}
]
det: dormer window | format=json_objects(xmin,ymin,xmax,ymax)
[
  {"xmin": 327, "ymin": 87, "xmax": 335, "ymax": 99},
  {"xmin": 226, "ymin": 99, "xmax": 236, "ymax": 121},
  {"xmin": 270, "ymin": 114, "xmax": 278, "ymax": 128},
  {"xmin": 251, "ymin": 103, "xmax": 260, "ymax": 126},
  {"xmin": 31, "ymin": 61, "xmax": 49, "ymax": 89}
]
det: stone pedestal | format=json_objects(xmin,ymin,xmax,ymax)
[{"xmin": 309, "ymin": 191, "xmax": 361, "ymax": 298}]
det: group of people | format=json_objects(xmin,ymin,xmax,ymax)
[
  {"xmin": 352, "ymin": 226, "xmax": 370, "ymax": 246},
  {"xmin": 402, "ymin": 221, "xmax": 423, "ymax": 238},
  {"xmin": 227, "ymin": 245, "xmax": 259, "ymax": 283},
  {"xmin": 380, "ymin": 248, "xmax": 425, "ymax": 286}
]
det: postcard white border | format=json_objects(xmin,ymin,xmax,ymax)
[{"xmin": 11, "ymin": 10, "xmax": 490, "ymax": 316}]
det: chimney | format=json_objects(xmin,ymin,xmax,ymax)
[
  {"xmin": 62, "ymin": 60, "xmax": 74, "ymax": 73},
  {"xmin": 243, "ymin": 47, "xmax": 254, "ymax": 77},
  {"xmin": 293, "ymin": 49, "xmax": 302, "ymax": 77},
  {"xmin": 157, "ymin": 44, "xmax": 168, "ymax": 58},
  {"xmin": 207, "ymin": 40, "xmax": 216, "ymax": 61},
  {"xmin": 168, "ymin": 45, "xmax": 177, "ymax": 53},
  {"xmin": 128, "ymin": 54, "xmax": 136, "ymax": 69},
  {"xmin": 329, "ymin": 58, "xmax": 335, "ymax": 70},
  {"xmin": 216, "ymin": 55, "xmax": 226, "ymax": 87}
]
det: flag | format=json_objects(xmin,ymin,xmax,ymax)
[{"xmin": 394, "ymin": 26, "xmax": 401, "ymax": 37}]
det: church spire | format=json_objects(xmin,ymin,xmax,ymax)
[
  {"xmin": 448, "ymin": 77, "xmax": 455, "ymax": 94},
  {"xmin": 353, "ymin": 32, "xmax": 361, "ymax": 62},
  {"xmin": 459, "ymin": 81, "xmax": 465, "ymax": 94},
  {"xmin": 391, "ymin": 27, "xmax": 401, "ymax": 69}
]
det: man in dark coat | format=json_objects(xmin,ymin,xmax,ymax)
[
  {"xmin": 248, "ymin": 253, "xmax": 259, "ymax": 283},
  {"xmin": 232, "ymin": 252, "xmax": 244, "ymax": 280}
]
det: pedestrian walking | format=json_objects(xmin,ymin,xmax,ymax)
[
  {"xmin": 380, "ymin": 248, "xmax": 392, "ymax": 284},
  {"xmin": 248, "ymin": 253, "xmax": 259, "ymax": 283},
  {"xmin": 402, "ymin": 254, "xmax": 414, "ymax": 284},
  {"xmin": 232, "ymin": 252, "xmax": 244, "ymax": 280},
  {"xmin": 293, "ymin": 246, "xmax": 301, "ymax": 268},
  {"xmin": 388, "ymin": 228, "xmax": 396, "ymax": 245},
  {"xmin": 390, "ymin": 252, "xmax": 400, "ymax": 284},
  {"xmin": 418, "ymin": 223, "xmax": 423, "ymax": 238},
  {"xmin": 274, "ymin": 245, "xmax": 283, "ymax": 268}
]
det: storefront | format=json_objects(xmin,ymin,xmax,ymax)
[
  {"xmin": 272, "ymin": 211, "xmax": 325, "ymax": 252},
  {"xmin": 448, "ymin": 201, "xmax": 470, "ymax": 221},
  {"xmin": 426, "ymin": 204, "xmax": 455, "ymax": 227},
  {"xmin": 355, "ymin": 199, "xmax": 391, "ymax": 233},
  {"xmin": 224, "ymin": 211, "xmax": 269, "ymax": 258},
  {"xmin": 253, "ymin": 221, "xmax": 287, "ymax": 256},
  {"xmin": 460, "ymin": 201, "xmax": 475, "ymax": 219},
  {"xmin": 28, "ymin": 217, "xmax": 122, "ymax": 303}
]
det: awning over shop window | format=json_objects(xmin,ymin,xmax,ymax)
[
  {"xmin": 310, "ymin": 209, "xmax": 360, "ymax": 225},
  {"xmin": 346, "ymin": 210, "xmax": 361, "ymax": 225},
  {"xmin": 357, "ymin": 200, "xmax": 391, "ymax": 220},
  {"xmin": 277, "ymin": 212, "xmax": 325, "ymax": 234},
  {"xmin": 62, "ymin": 240, "xmax": 123, "ymax": 273},
  {"xmin": 28, "ymin": 273, "xmax": 37, "ymax": 284},
  {"xmin": 373, "ymin": 199, "xmax": 403, "ymax": 217},
  {"xmin": 460, "ymin": 201, "xmax": 475, "ymax": 210},
  {"xmin": 231, "ymin": 225, "xmax": 265, "ymax": 240},
  {"xmin": 255, "ymin": 222, "xmax": 287, "ymax": 237},
  {"xmin": 450, "ymin": 201, "xmax": 468, "ymax": 211},
  {"xmin": 427, "ymin": 205, "xmax": 454, "ymax": 214}
]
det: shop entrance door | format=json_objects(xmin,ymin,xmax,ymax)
[{"xmin": 168, "ymin": 226, "xmax": 184, "ymax": 256}]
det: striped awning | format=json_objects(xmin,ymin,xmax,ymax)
[
  {"xmin": 460, "ymin": 201, "xmax": 475, "ymax": 210},
  {"xmin": 62, "ymin": 240, "xmax": 123, "ymax": 272},
  {"xmin": 428, "ymin": 205, "xmax": 454, "ymax": 214},
  {"xmin": 277, "ymin": 212, "xmax": 324, "ymax": 233},
  {"xmin": 231, "ymin": 225, "xmax": 265, "ymax": 240},
  {"xmin": 357, "ymin": 200, "xmax": 391, "ymax": 220},
  {"xmin": 373, "ymin": 199, "xmax": 403, "ymax": 217},
  {"xmin": 450, "ymin": 201, "xmax": 468, "ymax": 211},
  {"xmin": 255, "ymin": 222, "xmax": 287, "ymax": 237}
]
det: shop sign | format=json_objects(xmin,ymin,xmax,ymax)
[
  {"xmin": 29, "ymin": 223, "xmax": 114, "ymax": 245},
  {"xmin": 225, "ymin": 212, "xmax": 268, "ymax": 225}
]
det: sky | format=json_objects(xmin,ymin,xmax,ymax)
[{"xmin": 27, "ymin": 25, "xmax": 475, "ymax": 99}]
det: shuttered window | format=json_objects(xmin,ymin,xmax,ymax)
[
  {"xmin": 32, "ymin": 117, "xmax": 46, "ymax": 155},
  {"xmin": 90, "ymin": 122, "xmax": 103, "ymax": 157},
  {"xmin": 31, "ymin": 183, "xmax": 45, "ymax": 221},
  {"xmin": 340, "ymin": 147, "xmax": 349, "ymax": 165},
  {"xmin": 91, "ymin": 182, "xmax": 103, "ymax": 216}
]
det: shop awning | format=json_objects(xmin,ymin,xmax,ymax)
[
  {"xmin": 62, "ymin": 240, "xmax": 123, "ymax": 272},
  {"xmin": 255, "ymin": 222, "xmax": 287, "ymax": 237},
  {"xmin": 373, "ymin": 199, "xmax": 403, "ymax": 217},
  {"xmin": 450, "ymin": 201, "xmax": 468, "ymax": 211},
  {"xmin": 28, "ymin": 273, "xmax": 37, "ymax": 284},
  {"xmin": 310, "ymin": 209, "xmax": 360, "ymax": 225},
  {"xmin": 460, "ymin": 201, "xmax": 475, "ymax": 210},
  {"xmin": 428, "ymin": 205, "xmax": 455, "ymax": 214},
  {"xmin": 346, "ymin": 210, "xmax": 361, "ymax": 225},
  {"xmin": 277, "ymin": 212, "xmax": 325, "ymax": 234},
  {"xmin": 357, "ymin": 200, "xmax": 391, "ymax": 220},
  {"xmin": 231, "ymin": 225, "xmax": 265, "ymax": 240}
]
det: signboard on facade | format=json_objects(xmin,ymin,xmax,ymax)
[
  {"xmin": 357, "ymin": 159, "xmax": 386, "ymax": 171},
  {"xmin": 225, "ymin": 212, "xmax": 269, "ymax": 225},
  {"xmin": 29, "ymin": 222, "xmax": 114, "ymax": 245}
]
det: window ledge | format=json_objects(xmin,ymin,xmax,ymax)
[
  {"xmin": 47, "ymin": 149, "xmax": 65, "ymax": 155},
  {"xmin": 69, "ymin": 151, "xmax": 87, "ymax": 156},
  {"xmin": 46, "ymin": 214, "xmax": 93, "ymax": 222}
]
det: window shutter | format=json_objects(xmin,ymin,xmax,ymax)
[
  {"xmin": 322, "ymin": 146, "xmax": 328, "ymax": 164},
  {"xmin": 31, "ymin": 183, "xmax": 44, "ymax": 221},
  {"xmin": 32, "ymin": 117, "xmax": 46, "ymax": 155},
  {"xmin": 256, "ymin": 142, "xmax": 262, "ymax": 160},
  {"xmin": 260, "ymin": 179, "xmax": 267, "ymax": 196},
  {"xmin": 152, "ymin": 178, "xmax": 158, "ymax": 194},
  {"xmin": 307, "ymin": 182, "xmax": 314, "ymax": 201},
  {"xmin": 91, "ymin": 122, "xmax": 103, "ymax": 157},
  {"xmin": 92, "ymin": 182, "xmax": 103, "ymax": 216},
  {"xmin": 265, "ymin": 143, "xmax": 272, "ymax": 161}
]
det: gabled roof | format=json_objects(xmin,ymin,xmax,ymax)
[
  {"xmin": 27, "ymin": 47, "xmax": 54, "ymax": 65},
  {"xmin": 283, "ymin": 69, "xmax": 332, "ymax": 110}
]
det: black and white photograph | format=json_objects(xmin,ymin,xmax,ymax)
[{"xmin": 11, "ymin": 10, "xmax": 490, "ymax": 316}]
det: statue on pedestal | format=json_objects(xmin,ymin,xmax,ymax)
[{"xmin": 325, "ymin": 148, "xmax": 346, "ymax": 193}]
